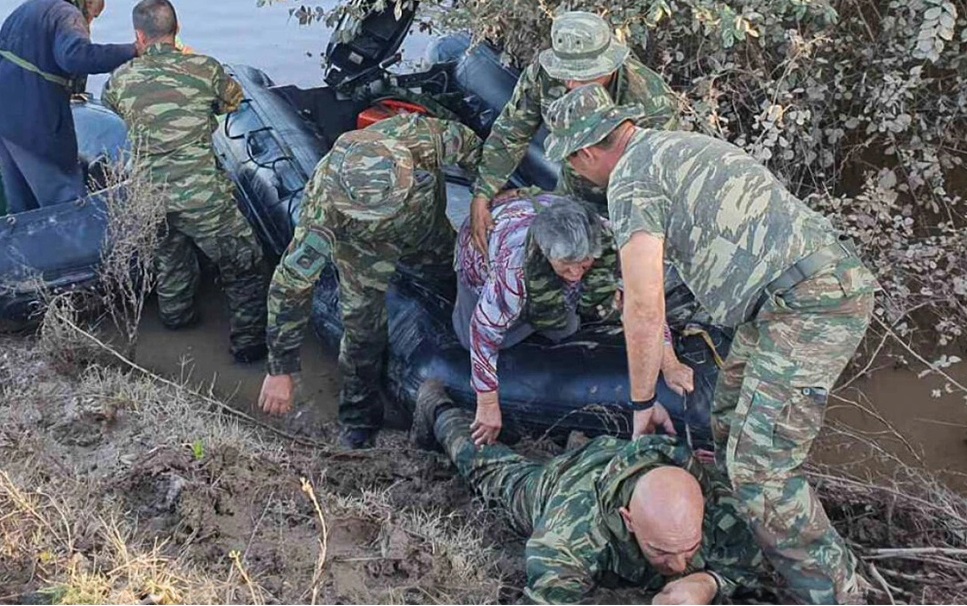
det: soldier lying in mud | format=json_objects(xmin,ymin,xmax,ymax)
[{"xmin": 411, "ymin": 380, "xmax": 766, "ymax": 605}]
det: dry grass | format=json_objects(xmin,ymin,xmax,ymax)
[{"xmin": 0, "ymin": 332, "xmax": 509, "ymax": 605}]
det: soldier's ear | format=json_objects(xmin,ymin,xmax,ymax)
[{"xmin": 618, "ymin": 506, "xmax": 635, "ymax": 534}]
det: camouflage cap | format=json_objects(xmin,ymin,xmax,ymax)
[
  {"xmin": 544, "ymin": 83, "xmax": 645, "ymax": 162},
  {"xmin": 326, "ymin": 129, "xmax": 414, "ymax": 222},
  {"xmin": 539, "ymin": 12, "xmax": 630, "ymax": 82}
]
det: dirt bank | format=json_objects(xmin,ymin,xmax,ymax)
[
  {"xmin": 2, "ymin": 279, "xmax": 966, "ymax": 604},
  {"xmin": 133, "ymin": 280, "xmax": 967, "ymax": 491}
]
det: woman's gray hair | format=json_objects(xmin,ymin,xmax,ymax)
[{"xmin": 532, "ymin": 198, "xmax": 605, "ymax": 263}]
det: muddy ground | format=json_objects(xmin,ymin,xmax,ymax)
[{"xmin": 1, "ymin": 280, "xmax": 966, "ymax": 604}]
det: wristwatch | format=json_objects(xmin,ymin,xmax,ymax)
[
  {"xmin": 630, "ymin": 394, "xmax": 658, "ymax": 410},
  {"xmin": 705, "ymin": 569, "xmax": 724, "ymax": 603}
]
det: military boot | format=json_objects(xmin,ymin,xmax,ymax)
[{"xmin": 410, "ymin": 379, "xmax": 453, "ymax": 451}]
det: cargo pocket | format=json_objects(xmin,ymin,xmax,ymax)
[
  {"xmin": 772, "ymin": 386, "xmax": 828, "ymax": 474},
  {"xmin": 727, "ymin": 381, "xmax": 827, "ymax": 483}
]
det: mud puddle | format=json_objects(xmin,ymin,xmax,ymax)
[{"xmin": 133, "ymin": 278, "xmax": 967, "ymax": 490}]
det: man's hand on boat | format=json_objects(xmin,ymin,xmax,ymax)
[
  {"xmin": 632, "ymin": 403, "xmax": 677, "ymax": 439},
  {"xmin": 661, "ymin": 357, "xmax": 694, "ymax": 397},
  {"xmin": 470, "ymin": 195, "xmax": 495, "ymax": 254},
  {"xmin": 259, "ymin": 374, "xmax": 295, "ymax": 416},
  {"xmin": 472, "ymin": 390, "xmax": 502, "ymax": 447}
]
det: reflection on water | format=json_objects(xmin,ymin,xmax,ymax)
[{"xmin": 0, "ymin": 0, "xmax": 431, "ymax": 95}]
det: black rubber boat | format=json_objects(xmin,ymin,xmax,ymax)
[
  {"xmin": 0, "ymin": 4, "xmax": 730, "ymax": 444},
  {"xmin": 209, "ymin": 7, "xmax": 730, "ymax": 444}
]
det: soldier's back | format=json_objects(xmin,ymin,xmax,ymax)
[{"xmin": 105, "ymin": 43, "xmax": 235, "ymax": 209}]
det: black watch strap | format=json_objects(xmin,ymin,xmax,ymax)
[{"xmin": 630, "ymin": 394, "xmax": 658, "ymax": 410}]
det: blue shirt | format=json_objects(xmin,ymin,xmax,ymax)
[{"xmin": 0, "ymin": 0, "xmax": 135, "ymax": 169}]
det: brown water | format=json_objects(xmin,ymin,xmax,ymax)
[{"xmin": 3, "ymin": 0, "xmax": 965, "ymax": 488}]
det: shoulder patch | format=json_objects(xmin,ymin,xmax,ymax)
[{"xmin": 284, "ymin": 226, "xmax": 334, "ymax": 278}]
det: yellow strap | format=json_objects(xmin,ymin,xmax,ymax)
[
  {"xmin": 682, "ymin": 326, "xmax": 726, "ymax": 369},
  {"xmin": 0, "ymin": 49, "xmax": 70, "ymax": 88}
]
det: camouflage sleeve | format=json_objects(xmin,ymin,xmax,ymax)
[
  {"xmin": 266, "ymin": 182, "xmax": 334, "ymax": 375},
  {"xmin": 702, "ymin": 474, "xmax": 766, "ymax": 598},
  {"xmin": 625, "ymin": 59, "xmax": 680, "ymax": 131},
  {"xmin": 634, "ymin": 85, "xmax": 679, "ymax": 132},
  {"xmin": 473, "ymin": 61, "xmax": 546, "ymax": 201},
  {"xmin": 607, "ymin": 177, "xmax": 669, "ymax": 250},
  {"xmin": 211, "ymin": 60, "xmax": 244, "ymax": 115},
  {"xmin": 524, "ymin": 513, "xmax": 599, "ymax": 604},
  {"xmin": 101, "ymin": 77, "xmax": 121, "ymax": 114},
  {"xmin": 423, "ymin": 117, "xmax": 483, "ymax": 173}
]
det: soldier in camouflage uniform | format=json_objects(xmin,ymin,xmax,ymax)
[
  {"xmin": 258, "ymin": 114, "xmax": 482, "ymax": 449},
  {"xmin": 468, "ymin": 11, "xmax": 679, "ymax": 253},
  {"xmin": 102, "ymin": 0, "xmax": 267, "ymax": 362},
  {"xmin": 411, "ymin": 380, "xmax": 765, "ymax": 604},
  {"xmin": 542, "ymin": 84, "xmax": 878, "ymax": 604}
]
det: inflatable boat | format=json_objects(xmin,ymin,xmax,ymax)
[
  {"xmin": 209, "ymin": 7, "xmax": 730, "ymax": 445},
  {"xmin": 0, "ymin": 4, "xmax": 730, "ymax": 444}
]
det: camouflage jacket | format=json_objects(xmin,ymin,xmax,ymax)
[
  {"xmin": 525, "ymin": 435, "xmax": 764, "ymax": 604},
  {"xmin": 473, "ymin": 55, "xmax": 679, "ymax": 202},
  {"xmin": 266, "ymin": 115, "xmax": 482, "ymax": 375},
  {"xmin": 102, "ymin": 42, "xmax": 242, "ymax": 212},
  {"xmin": 607, "ymin": 129, "xmax": 869, "ymax": 327}
]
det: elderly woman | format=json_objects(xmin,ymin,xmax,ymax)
[{"xmin": 453, "ymin": 190, "xmax": 693, "ymax": 445}]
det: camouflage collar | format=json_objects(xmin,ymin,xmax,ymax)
[{"xmin": 145, "ymin": 41, "xmax": 179, "ymax": 57}]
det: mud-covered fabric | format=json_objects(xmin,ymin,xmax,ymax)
[
  {"xmin": 434, "ymin": 407, "xmax": 765, "ymax": 604},
  {"xmin": 155, "ymin": 202, "xmax": 267, "ymax": 354},
  {"xmin": 266, "ymin": 114, "xmax": 482, "ymax": 428},
  {"xmin": 102, "ymin": 42, "xmax": 243, "ymax": 212},
  {"xmin": 608, "ymin": 128, "xmax": 840, "ymax": 327},
  {"xmin": 473, "ymin": 55, "xmax": 678, "ymax": 210},
  {"xmin": 712, "ymin": 256, "xmax": 876, "ymax": 604}
]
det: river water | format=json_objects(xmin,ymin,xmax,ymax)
[{"xmin": 0, "ymin": 0, "xmax": 432, "ymax": 94}]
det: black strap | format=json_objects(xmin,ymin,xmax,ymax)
[{"xmin": 748, "ymin": 236, "xmax": 857, "ymax": 321}]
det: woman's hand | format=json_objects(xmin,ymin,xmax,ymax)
[{"xmin": 472, "ymin": 390, "xmax": 502, "ymax": 447}]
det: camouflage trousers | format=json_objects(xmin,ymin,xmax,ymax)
[
  {"xmin": 335, "ymin": 232, "xmax": 454, "ymax": 429},
  {"xmin": 435, "ymin": 406, "xmax": 554, "ymax": 535},
  {"xmin": 156, "ymin": 202, "xmax": 268, "ymax": 354},
  {"xmin": 712, "ymin": 258, "xmax": 875, "ymax": 604}
]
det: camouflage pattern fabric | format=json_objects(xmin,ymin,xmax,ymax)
[
  {"xmin": 607, "ymin": 128, "xmax": 840, "ymax": 327},
  {"xmin": 712, "ymin": 256, "xmax": 876, "ymax": 604},
  {"xmin": 544, "ymin": 84, "xmax": 881, "ymax": 603},
  {"xmin": 473, "ymin": 55, "xmax": 679, "ymax": 210},
  {"xmin": 434, "ymin": 407, "xmax": 765, "ymax": 604},
  {"xmin": 156, "ymin": 202, "xmax": 267, "ymax": 352},
  {"xmin": 102, "ymin": 42, "xmax": 244, "ymax": 213},
  {"xmin": 266, "ymin": 114, "xmax": 482, "ymax": 429},
  {"xmin": 521, "ymin": 217, "xmax": 619, "ymax": 331},
  {"xmin": 538, "ymin": 12, "xmax": 630, "ymax": 82},
  {"xmin": 102, "ymin": 42, "xmax": 267, "ymax": 354}
]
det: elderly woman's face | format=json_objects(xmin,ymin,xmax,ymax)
[{"xmin": 550, "ymin": 258, "xmax": 594, "ymax": 283}]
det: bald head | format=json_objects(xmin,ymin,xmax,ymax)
[{"xmin": 619, "ymin": 466, "xmax": 705, "ymax": 576}]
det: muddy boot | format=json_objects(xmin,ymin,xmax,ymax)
[
  {"xmin": 410, "ymin": 379, "xmax": 453, "ymax": 451},
  {"xmin": 339, "ymin": 426, "xmax": 376, "ymax": 450}
]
